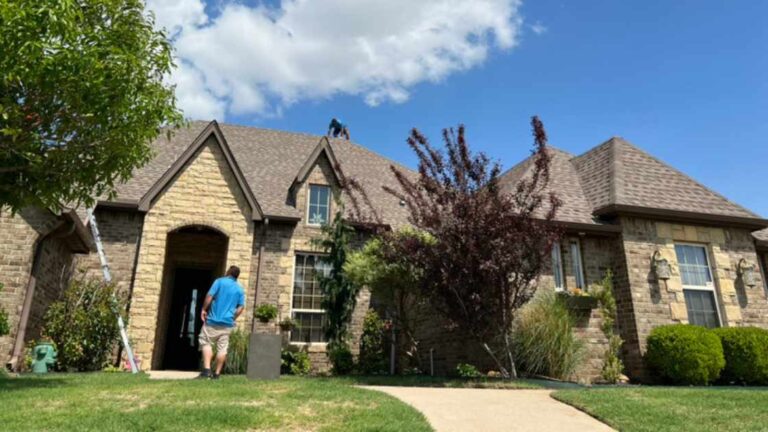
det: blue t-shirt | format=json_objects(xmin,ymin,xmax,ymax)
[{"xmin": 206, "ymin": 276, "xmax": 245, "ymax": 328}]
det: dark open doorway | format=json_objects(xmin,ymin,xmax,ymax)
[
  {"xmin": 154, "ymin": 225, "xmax": 228, "ymax": 370},
  {"xmin": 162, "ymin": 267, "xmax": 214, "ymax": 370}
]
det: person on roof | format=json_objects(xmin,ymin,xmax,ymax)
[{"xmin": 327, "ymin": 118, "xmax": 350, "ymax": 140}]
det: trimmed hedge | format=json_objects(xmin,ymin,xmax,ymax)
[
  {"xmin": 645, "ymin": 324, "xmax": 724, "ymax": 385},
  {"xmin": 713, "ymin": 327, "xmax": 768, "ymax": 385}
]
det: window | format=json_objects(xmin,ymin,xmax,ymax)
[
  {"xmin": 570, "ymin": 239, "xmax": 585, "ymax": 289},
  {"xmin": 291, "ymin": 254, "xmax": 331, "ymax": 343},
  {"xmin": 674, "ymin": 244, "xmax": 720, "ymax": 328},
  {"xmin": 552, "ymin": 242, "xmax": 564, "ymax": 291},
  {"xmin": 307, "ymin": 185, "xmax": 330, "ymax": 225}
]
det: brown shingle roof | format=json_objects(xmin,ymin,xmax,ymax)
[
  {"xmin": 108, "ymin": 121, "xmax": 411, "ymax": 226},
  {"xmin": 573, "ymin": 137, "xmax": 762, "ymax": 220},
  {"xmin": 499, "ymin": 147, "xmax": 599, "ymax": 226}
]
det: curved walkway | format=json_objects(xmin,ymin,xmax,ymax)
[{"xmin": 361, "ymin": 386, "xmax": 615, "ymax": 432}]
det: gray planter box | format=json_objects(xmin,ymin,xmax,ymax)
[{"xmin": 246, "ymin": 333, "xmax": 281, "ymax": 380}]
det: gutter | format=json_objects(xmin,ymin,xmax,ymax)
[
  {"xmin": 594, "ymin": 204, "xmax": 768, "ymax": 230},
  {"xmin": 251, "ymin": 218, "xmax": 270, "ymax": 333}
]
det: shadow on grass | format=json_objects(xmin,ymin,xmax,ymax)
[{"xmin": 0, "ymin": 375, "xmax": 70, "ymax": 392}]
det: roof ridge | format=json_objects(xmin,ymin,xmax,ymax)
[
  {"xmin": 608, "ymin": 137, "xmax": 623, "ymax": 206},
  {"xmin": 612, "ymin": 137, "xmax": 762, "ymax": 218},
  {"xmin": 212, "ymin": 119, "xmax": 416, "ymax": 176}
]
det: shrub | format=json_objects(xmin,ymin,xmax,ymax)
[
  {"xmin": 329, "ymin": 345, "xmax": 355, "ymax": 375},
  {"xmin": 512, "ymin": 292, "xmax": 584, "ymax": 380},
  {"xmin": 645, "ymin": 324, "xmax": 724, "ymax": 385},
  {"xmin": 254, "ymin": 303, "xmax": 278, "ymax": 323},
  {"xmin": 358, "ymin": 310, "xmax": 387, "ymax": 374},
  {"xmin": 281, "ymin": 348, "xmax": 311, "ymax": 375},
  {"xmin": 590, "ymin": 270, "xmax": 625, "ymax": 383},
  {"xmin": 43, "ymin": 276, "xmax": 126, "ymax": 371},
  {"xmin": 713, "ymin": 327, "xmax": 768, "ymax": 385},
  {"xmin": 456, "ymin": 363, "xmax": 482, "ymax": 378},
  {"xmin": 215, "ymin": 328, "xmax": 249, "ymax": 375},
  {"xmin": 0, "ymin": 283, "xmax": 9, "ymax": 336}
]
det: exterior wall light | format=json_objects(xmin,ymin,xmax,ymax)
[
  {"xmin": 738, "ymin": 258, "xmax": 757, "ymax": 288},
  {"xmin": 652, "ymin": 251, "xmax": 671, "ymax": 280}
]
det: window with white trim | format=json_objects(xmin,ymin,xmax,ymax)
[
  {"xmin": 552, "ymin": 242, "xmax": 564, "ymax": 291},
  {"xmin": 674, "ymin": 243, "xmax": 720, "ymax": 328},
  {"xmin": 570, "ymin": 239, "xmax": 586, "ymax": 289},
  {"xmin": 307, "ymin": 184, "xmax": 331, "ymax": 225},
  {"xmin": 291, "ymin": 254, "xmax": 331, "ymax": 343}
]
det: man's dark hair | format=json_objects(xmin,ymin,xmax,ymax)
[{"xmin": 226, "ymin": 266, "xmax": 240, "ymax": 279}]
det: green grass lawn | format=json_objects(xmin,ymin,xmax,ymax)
[
  {"xmin": 0, "ymin": 373, "xmax": 432, "ymax": 432},
  {"xmin": 553, "ymin": 386, "xmax": 768, "ymax": 432}
]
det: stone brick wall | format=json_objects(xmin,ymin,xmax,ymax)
[
  {"xmin": 250, "ymin": 154, "xmax": 371, "ymax": 372},
  {"xmin": 128, "ymin": 138, "xmax": 254, "ymax": 369},
  {"xmin": 618, "ymin": 217, "xmax": 768, "ymax": 380},
  {"xmin": 25, "ymin": 237, "xmax": 74, "ymax": 343},
  {"xmin": 75, "ymin": 209, "xmax": 144, "ymax": 298},
  {"xmin": 0, "ymin": 208, "xmax": 61, "ymax": 366}
]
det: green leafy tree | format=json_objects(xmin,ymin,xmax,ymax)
[
  {"xmin": 345, "ymin": 228, "xmax": 435, "ymax": 371},
  {"xmin": 1, "ymin": 0, "xmax": 183, "ymax": 211},
  {"xmin": 315, "ymin": 202, "xmax": 360, "ymax": 351}
]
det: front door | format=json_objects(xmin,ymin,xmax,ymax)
[{"xmin": 162, "ymin": 268, "xmax": 214, "ymax": 370}]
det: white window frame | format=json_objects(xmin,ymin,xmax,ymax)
[
  {"xmin": 569, "ymin": 239, "xmax": 586, "ymax": 289},
  {"xmin": 674, "ymin": 242, "xmax": 723, "ymax": 327},
  {"xmin": 306, "ymin": 184, "xmax": 331, "ymax": 227},
  {"xmin": 552, "ymin": 241, "xmax": 565, "ymax": 291},
  {"xmin": 289, "ymin": 252, "xmax": 330, "ymax": 346}
]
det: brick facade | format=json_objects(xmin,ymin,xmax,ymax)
[
  {"xmin": 128, "ymin": 138, "xmax": 254, "ymax": 369},
  {"xmin": 618, "ymin": 217, "xmax": 768, "ymax": 380},
  {"xmin": 250, "ymin": 154, "xmax": 371, "ymax": 371},
  {"xmin": 0, "ymin": 208, "xmax": 83, "ymax": 367}
]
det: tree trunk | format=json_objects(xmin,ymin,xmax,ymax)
[
  {"xmin": 482, "ymin": 342, "xmax": 510, "ymax": 379},
  {"xmin": 504, "ymin": 332, "xmax": 518, "ymax": 379}
]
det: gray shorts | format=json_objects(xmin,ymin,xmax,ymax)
[{"xmin": 198, "ymin": 324, "xmax": 233, "ymax": 354}]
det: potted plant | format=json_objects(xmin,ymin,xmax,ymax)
[
  {"xmin": 278, "ymin": 317, "xmax": 297, "ymax": 332},
  {"xmin": 557, "ymin": 289, "xmax": 598, "ymax": 310},
  {"xmin": 254, "ymin": 303, "xmax": 278, "ymax": 323}
]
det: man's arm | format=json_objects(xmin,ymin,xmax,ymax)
[
  {"xmin": 233, "ymin": 305, "xmax": 245, "ymax": 321},
  {"xmin": 233, "ymin": 290, "xmax": 246, "ymax": 321},
  {"xmin": 201, "ymin": 279, "xmax": 220, "ymax": 323},
  {"xmin": 201, "ymin": 295, "xmax": 214, "ymax": 323}
]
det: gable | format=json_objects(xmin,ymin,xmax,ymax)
[{"xmin": 137, "ymin": 122, "xmax": 263, "ymax": 220}]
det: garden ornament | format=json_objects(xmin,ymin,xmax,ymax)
[
  {"xmin": 31, "ymin": 341, "xmax": 56, "ymax": 374},
  {"xmin": 652, "ymin": 251, "xmax": 671, "ymax": 280},
  {"xmin": 737, "ymin": 258, "xmax": 757, "ymax": 288}
]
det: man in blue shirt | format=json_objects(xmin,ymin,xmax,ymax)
[
  {"xmin": 327, "ymin": 117, "xmax": 350, "ymax": 140},
  {"xmin": 198, "ymin": 265, "xmax": 245, "ymax": 379}
]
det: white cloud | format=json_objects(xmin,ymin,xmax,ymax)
[
  {"xmin": 529, "ymin": 21, "xmax": 547, "ymax": 35},
  {"xmin": 147, "ymin": 0, "xmax": 524, "ymax": 120}
]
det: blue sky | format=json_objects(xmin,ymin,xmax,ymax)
[{"xmin": 152, "ymin": 0, "xmax": 768, "ymax": 216}]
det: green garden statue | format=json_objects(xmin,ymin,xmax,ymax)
[{"xmin": 31, "ymin": 341, "xmax": 56, "ymax": 374}]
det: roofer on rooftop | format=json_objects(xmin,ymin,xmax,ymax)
[{"xmin": 327, "ymin": 118, "xmax": 350, "ymax": 140}]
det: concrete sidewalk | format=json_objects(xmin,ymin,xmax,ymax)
[
  {"xmin": 361, "ymin": 386, "xmax": 615, "ymax": 432},
  {"xmin": 147, "ymin": 370, "xmax": 199, "ymax": 380}
]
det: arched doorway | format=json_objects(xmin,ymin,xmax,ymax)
[{"xmin": 153, "ymin": 225, "xmax": 229, "ymax": 370}]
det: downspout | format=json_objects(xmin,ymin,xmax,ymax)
[
  {"xmin": 251, "ymin": 218, "xmax": 270, "ymax": 333},
  {"xmin": 9, "ymin": 218, "xmax": 71, "ymax": 371}
]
